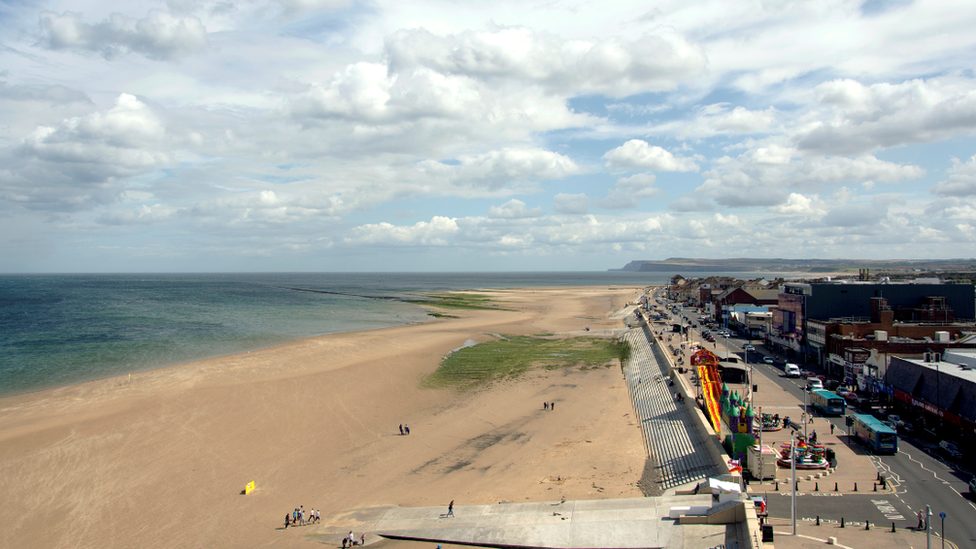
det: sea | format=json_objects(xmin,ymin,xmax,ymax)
[{"xmin": 0, "ymin": 271, "xmax": 759, "ymax": 399}]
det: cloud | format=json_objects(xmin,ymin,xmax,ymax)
[
  {"xmin": 488, "ymin": 199, "xmax": 544, "ymax": 219},
  {"xmin": 384, "ymin": 26, "xmax": 706, "ymax": 97},
  {"xmin": 345, "ymin": 215, "xmax": 460, "ymax": 246},
  {"xmin": 598, "ymin": 173, "xmax": 661, "ymax": 210},
  {"xmin": 0, "ymin": 82, "xmax": 92, "ymax": 105},
  {"xmin": 553, "ymin": 193, "xmax": 589, "ymax": 214},
  {"xmin": 603, "ymin": 140, "xmax": 698, "ymax": 171},
  {"xmin": 698, "ymin": 145, "xmax": 924, "ymax": 208},
  {"xmin": 932, "ymin": 155, "xmax": 976, "ymax": 197},
  {"xmin": 1, "ymin": 93, "xmax": 174, "ymax": 212},
  {"xmin": 794, "ymin": 77, "xmax": 976, "ymax": 155},
  {"xmin": 416, "ymin": 148, "xmax": 582, "ymax": 192},
  {"xmin": 38, "ymin": 10, "xmax": 208, "ymax": 60},
  {"xmin": 650, "ymin": 104, "xmax": 777, "ymax": 139}
]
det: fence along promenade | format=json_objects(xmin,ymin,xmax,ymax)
[{"xmin": 622, "ymin": 322, "xmax": 717, "ymax": 490}]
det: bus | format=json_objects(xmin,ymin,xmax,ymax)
[
  {"xmin": 810, "ymin": 390, "xmax": 846, "ymax": 416},
  {"xmin": 850, "ymin": 414, "xmax": 898, "ymax": 454}
]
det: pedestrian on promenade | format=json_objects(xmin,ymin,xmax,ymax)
[
  {"xmin": 830, "ymin": 423, "xmax": 835, "ymax": 435},
  {"xmin": 448, "ymin": 500, "xmax": 454, "ymax": 517},
  {"xmin": 917, "ymin": 510, "xmax": 924, "ymax": 530}
]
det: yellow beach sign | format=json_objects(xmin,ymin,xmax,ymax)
[{"xmin": 245, "ymin": 481, "xmax": 255, "ymax": 495}]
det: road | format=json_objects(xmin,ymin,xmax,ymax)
[
  {"xmin": 660, "ymin": 301, "xmax": 976, "ymax": 548},
  {"xmin": 664, "ymin": 306, "xmax": 976, "ymax": 548}
]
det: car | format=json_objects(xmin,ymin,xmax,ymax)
[
  {"xmin": 744, "ymin": 344, "xmax": 756, "ymax": 351},
  {"xmin": 806, "ymin": 378, "xmax": 824, "ymax": 391},
  {"xmin": 835, "ymin": 387, "xmax": 851, "ymax": 397},
  {"xmin": 763, "ymin": 356, "xmax": 774, "ymax": 364},
  {"xmin": 844, "ymin": 392, "xmax": 859, "ymax": 403},
  {"xmin": 939, "ymin": 440, "xmax": 963, "ymax": 459},
  {"xmin": 969, "ymin": 476, "xmax": 976, "ymax": 499}
]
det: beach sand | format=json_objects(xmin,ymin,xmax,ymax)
[{"xmin": 0, "ymin": 286, "xmax": 648, "ymax": 549}]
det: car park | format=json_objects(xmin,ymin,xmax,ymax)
[{"xmin": 939, "ymin": 440, "xmax": 963, "ymax": 459}]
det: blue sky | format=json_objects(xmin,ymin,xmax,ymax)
[{"xmin": 1, "ymin": 0, "xmax": 975, "ymax": 272}]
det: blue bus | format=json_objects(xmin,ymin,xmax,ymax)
[
  {"xmin": 851, "ymin": 414, "xmax": 898, "ymax": 454},
  {"xmin": 811, "ymin": 390, "xmax": 846, "ymax": 416}
]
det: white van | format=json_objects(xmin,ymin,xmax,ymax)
[{"xmin": 784, "ymin": 363, "xmax": 801, "ymax": 378}]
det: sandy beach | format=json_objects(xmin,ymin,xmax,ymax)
[{"xmin": 0, "ymin": 286, "xmax": 648, "ymax": 549}]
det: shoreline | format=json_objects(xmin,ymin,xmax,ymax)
[{"xmin": 0, "ymin": 285, "xmax": 650, "ymax": 549}]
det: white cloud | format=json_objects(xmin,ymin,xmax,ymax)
[
  {"xmin": 346, "ymin": 216, "xmax": 460, "ymax": 246},
  {"xmin": 488, "ymin": 199, "xmax": 543, "ymax": 219},
  {"xmin": 603, "ymin": 140, "xmax": 698, "ymax": 172},
  {"xmin": 39, "ymin": 10, "xmax": 209, "ymax": 60},
  {"xmin": 794, "ymin": 77, "xmax": 976, "ymax": 155},
  {"xmin": 384, "ymin": 26, "xmax": 706, "ymax": 97},
  {"xmin": 553, "ymin": 193, "xmax": 589, "ymax": 215},
  {"xmin": 932, "ymin": 155, "xmax": 976, "ymax": 197},
  {"xmin": 1, "ymin": 94, "xmax": 174, "ymax": 212},
  {"xmin": 650, "ymin": 104, "xmax": 778, "ymax": 139},
  {"xmin": 416, "ymin": 148, "xmax": 582, "ymax": 192}
]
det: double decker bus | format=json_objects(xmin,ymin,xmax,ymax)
[
  {"xmin": 810, "ymin": 389, "xmax": 846, "ymax": 416},
  {"xmin": 850, "ymin": 413, "xmax": 898, "ymax": 454}
]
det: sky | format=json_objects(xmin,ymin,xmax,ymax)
[{"xmin": 2, "ymin": 0, "xmax": 976, "ymax": 272}]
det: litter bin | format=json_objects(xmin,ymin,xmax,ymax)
[{"xmin": 762, "ymin": 524, "xmax": 774, "ymax": 542}]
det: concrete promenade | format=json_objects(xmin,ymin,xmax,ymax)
[{"xmin": 309, "ymin": 497, "xmax": 734, "ymax": 549}]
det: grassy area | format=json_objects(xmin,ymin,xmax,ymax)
[
  {"xmin": 421, "ymin": 292, "xmax": 505, "ymax": 311},
  {"xmin": 421, "ymin": 335, "xmax": 632, "ymax": 392},
  {"xmin": 426, "ymin": 311, "xmax": 459, "ymax": 318}
]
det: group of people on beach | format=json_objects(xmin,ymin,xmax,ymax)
[
  {"xmin": 342, "ymin": 530, "xmax": 366, "ymax": 548},
  {"xmin": 284, "ymin": 506, "xmax": 319, "ymax": 528},
  {"xmin": 398, "ymin": 424, "xmax": 410, "ymax": 435},
  {"xmin": 542, "ymin": 401, "xmax": 555, "ymax": 410}
]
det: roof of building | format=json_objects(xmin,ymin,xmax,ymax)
[{"xmin": 887, "ymin": 354, "xmax": 976, "ymax": 422}]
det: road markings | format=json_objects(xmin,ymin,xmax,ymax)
[{"xmin": 870, "ymin": 498, "xmax": 905, "ymax": 521}]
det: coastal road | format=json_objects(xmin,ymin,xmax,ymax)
[
  {"xmin": 661, "ymin": 304, "xmax": 976, "ymax": 546},
  {"xmin": 740, "ymin": 340, "xmax": 976, "ymax": 548}
]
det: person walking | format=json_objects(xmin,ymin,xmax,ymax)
[
  {"xmin": 447, "ymin": 500, "xmax": 455, "ymax": 517},
  {"xmin": 349, "ymin": 531, "xmax": 355, "ymax": 546},
  {"xmin": 405, "ymin": 425, "xmax": 410, "ymax": 435},
  {"xmin": 285, "ymin": 514, "xmax": 290, "ymax": 529},
  {"xmin": 830, "ymin": 423, "xmax": 835, "ymax": 435},
  {"xmin": 399, "ymin": 424, "xmax": 404, "ymax": 435},
  {"xmin": 361, "ymin": 533, "xmax": 366, "ymax": 546}
]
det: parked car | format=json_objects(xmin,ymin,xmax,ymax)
[{"xmin": 939, "ymin": 440, "xmax": 963, "ymax": 459}]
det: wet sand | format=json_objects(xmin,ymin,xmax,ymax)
[{"xmin": 0, "ymin": 286, "xmax": 648, "ymax": 549}]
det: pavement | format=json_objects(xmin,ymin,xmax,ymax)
[{"xmin": 307, "ymin": 498, "xmax": 734, "ymax": 549}]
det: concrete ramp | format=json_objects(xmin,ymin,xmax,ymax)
[{"xmin": 312, "ymin": 496, "xmax": 729, "ymax": 549}]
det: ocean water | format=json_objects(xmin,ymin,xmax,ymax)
[{"xmin": 0, "ymin": 272, "xmax": 685, "ymax": 398}]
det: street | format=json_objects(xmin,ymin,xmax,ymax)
[{"xmin": 663, "ymin": 301, "xmax": 976, "ymax": 548}]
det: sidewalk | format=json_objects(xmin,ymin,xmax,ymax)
[{"xmin": 763, "ymin": 516, "xmax": 952, "ymax": 549}]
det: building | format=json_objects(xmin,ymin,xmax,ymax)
[
  {"xmin": 885, "ymin": 350, "xmax": 976, "ymax": 443},
  {"xmin": 768, "ymin": 281, "xmax": 976, "ymax": 363}
]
